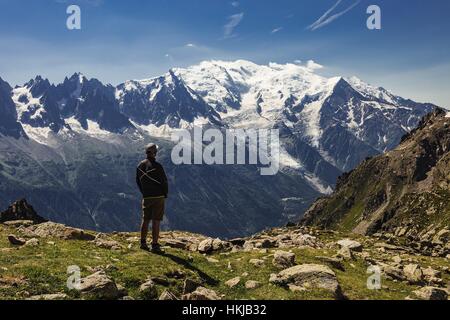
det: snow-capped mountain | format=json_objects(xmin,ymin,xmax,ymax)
[
  {"xmin": 117, "ymin": 70, "xmax": 222, "ymax": 128},
  {"xmin": 121, "ymin": 60, "xmax": 435, "ymax": 186},
  {"xmin": 0, "ymin": 60, "xmax": 438, "ymax": 237},
  {"xmin": 11, "ymin": 72, "xmax": 134, "ymax": 135},
  {"xmin": 12, "ymin": 76, "xmax": 65, "ymax": 133}
]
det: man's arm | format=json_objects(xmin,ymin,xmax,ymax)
[
  {"xmin": 160, "ymin": 165, "xmax": 168, "ymax": 198},
  {"xmin": 136, "ymin": 165, "xmax": 143, "ymax": 194}
]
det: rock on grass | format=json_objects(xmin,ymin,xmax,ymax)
[
  {"xmin": 225, "ymin": 277, "xmax": 241, "ymax": 288},
  {"xmin": 245, "ymin": 280, "xmax": 262, "ymax": 289},
  {"xmin": 182, "ymin": 287, "xmax": 221, "ymax": 300},
  {"xmin": 272, "ymin": 250, "xmax": 296, "ymax": 269},
  {"xmin": 26, "ymin": 222, "xmax": 95, "ymax": 241},
  {"xmin": 139, "ymin": 280, "xmax": 158, "ymax": 300},
  {"xmin": 269, "ymin": 264, "xmax": 344, "ymax": 299},
  {"xmin": 412, "ymin": 287, "xmax": 448, "ymax": 300},
  {"xmin": 7, "ymin": 234, "xmax": 26, "ymax": 246},
  {"xmin": 159, "ymin": 290, "xmax": 179, "ymax": 300},
  {"xmin": 79, "ymin": 271, "xmax": 121, "ymax": 300},
  {"xmin": 337, "ymin": 239, "xmax": 363, "ymax": 252},
  {"xmin": 27, "ymin": 293, "xmax": 69, "ymax": 300}
]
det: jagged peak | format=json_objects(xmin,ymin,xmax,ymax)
[
  {"xmin": 333, "ymin": 76, "xmax": 350, "ymax": 86},
  {"xmin": 345, "ymin": 76, "xmax": 399, "ymax": 104},
  {"xmin": 119, "ymin": 69, "xmax": 185, "ymax": 90},
  {"xmin": 166, "ymin": 68, "xmax": 182, "ymax": 84},
  {"xmin": 325, "ymin": 77, "xmax": 356, "ymax": 98},
  {"xmin": 67, "ymin": 72, "xmax": 87, "ymax": 84},
  {"xmin": 24, "ymin": 75, "xmax": 51, "ymax": 89}
]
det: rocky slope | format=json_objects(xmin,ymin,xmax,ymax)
[
  {"xmin": 0, "ymin": 200, "xmax": 448, "ymax": 300},
  {"xmin": 301, "ymin": 108, "xmax": 450, "ymax": 250}
]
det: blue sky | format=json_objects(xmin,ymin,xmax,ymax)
[{"xmin": 0, "ymin": 0, "xmax": 449, "ymax": 107}]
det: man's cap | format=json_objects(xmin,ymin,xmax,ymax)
[{"xmin": 145, "ymin": 143, "xmax": 159, "ymax": 152}]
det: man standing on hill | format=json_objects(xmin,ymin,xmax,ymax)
[{"xmin": 136, "ymin": 143, "xmax": 168, "ymax": 253}]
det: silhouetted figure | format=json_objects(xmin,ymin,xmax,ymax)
[{"xmin": 136, "ymin": 143, "xmax": 168, "ymax": 253}]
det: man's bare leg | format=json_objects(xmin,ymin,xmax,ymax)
[
  {"xmin": 140, "ymin": 219, "xmax": 151, "ymax": 249},
  {"xmin": 152, "ymin": 220, "xmax": 161, "ymax": 245}
]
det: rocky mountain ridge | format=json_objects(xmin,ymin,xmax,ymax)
[{"xmin": 301, "ymin": 108, "xmax": 450, "ymax": 248}]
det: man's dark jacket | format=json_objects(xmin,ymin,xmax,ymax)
[{"xmin": 136, "ymin": 159, "xmax": 168, "ymax": 198}]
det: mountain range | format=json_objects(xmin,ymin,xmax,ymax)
[{"xmin": 0, "ymin": 60, "xmax": 439, "ymax": 237}]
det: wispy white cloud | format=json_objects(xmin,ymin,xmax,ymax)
[
  {"xmin": 307, "ymin": 0, "xmax": 360, "ymax": 31},
  {"xmin": 271, "ymin": 27, "xmax": 283, "ymax": 34},
  {"xmin": 185, "ymin": 43, "xmax": 196, "ymax": 48},
  {"xmin": 305, "ymin": 60, "xmax": 324, "ymax": 70},
  {"xmin": 308, "ymin": 0, "xmax": 343, "ymax": 30},
  {"xmin": 231, "ymin": 1, "xmax": 240, "ymax": 7},
  {"xmin": 292, "ymin": 59, "xmax": 324, "ymax": 71},
  {"xmin": 224, "ymin": 12, "xmax": 244, "ymax": 38}
]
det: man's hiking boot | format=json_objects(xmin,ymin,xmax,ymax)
[
  {"xmin": 151, "ymin": 243, "xmax": 164, "ymax": 254},
  {"xmin": 140, "ymin": 242, "xmax": 150, "ymax": 251}
]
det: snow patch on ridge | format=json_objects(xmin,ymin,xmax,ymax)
[
  {"xmin": 347, "ymin": 76, "xmax": 396, "ymax": 105},
  {"xmin": 304, "ymin": 174, "xmax": 333, "ymax": 195},
  {"xmin": 279, "ymin": 149, "xmax": 303, "ymax": 169},
  {"xmin": 346, "ymin": 99, "xmax": 358, "ymax": 130},
  {"xmin": 21, "ymin": 124, "xmax": 54, "ymax": 146},
  {"xmin": 65, "ymin": 117, "xmax": 113, "ymax": 138},
  {"xmin": 131, "ymin": 117, "xmax": 211, "ymax": 140},
  {"xmin": 299, "ymin": 77, "xmax": 341, "ymax": 147},
  {"xmin": 12, "ymin": 87, "xmax": 45, "ymax": 120}
]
